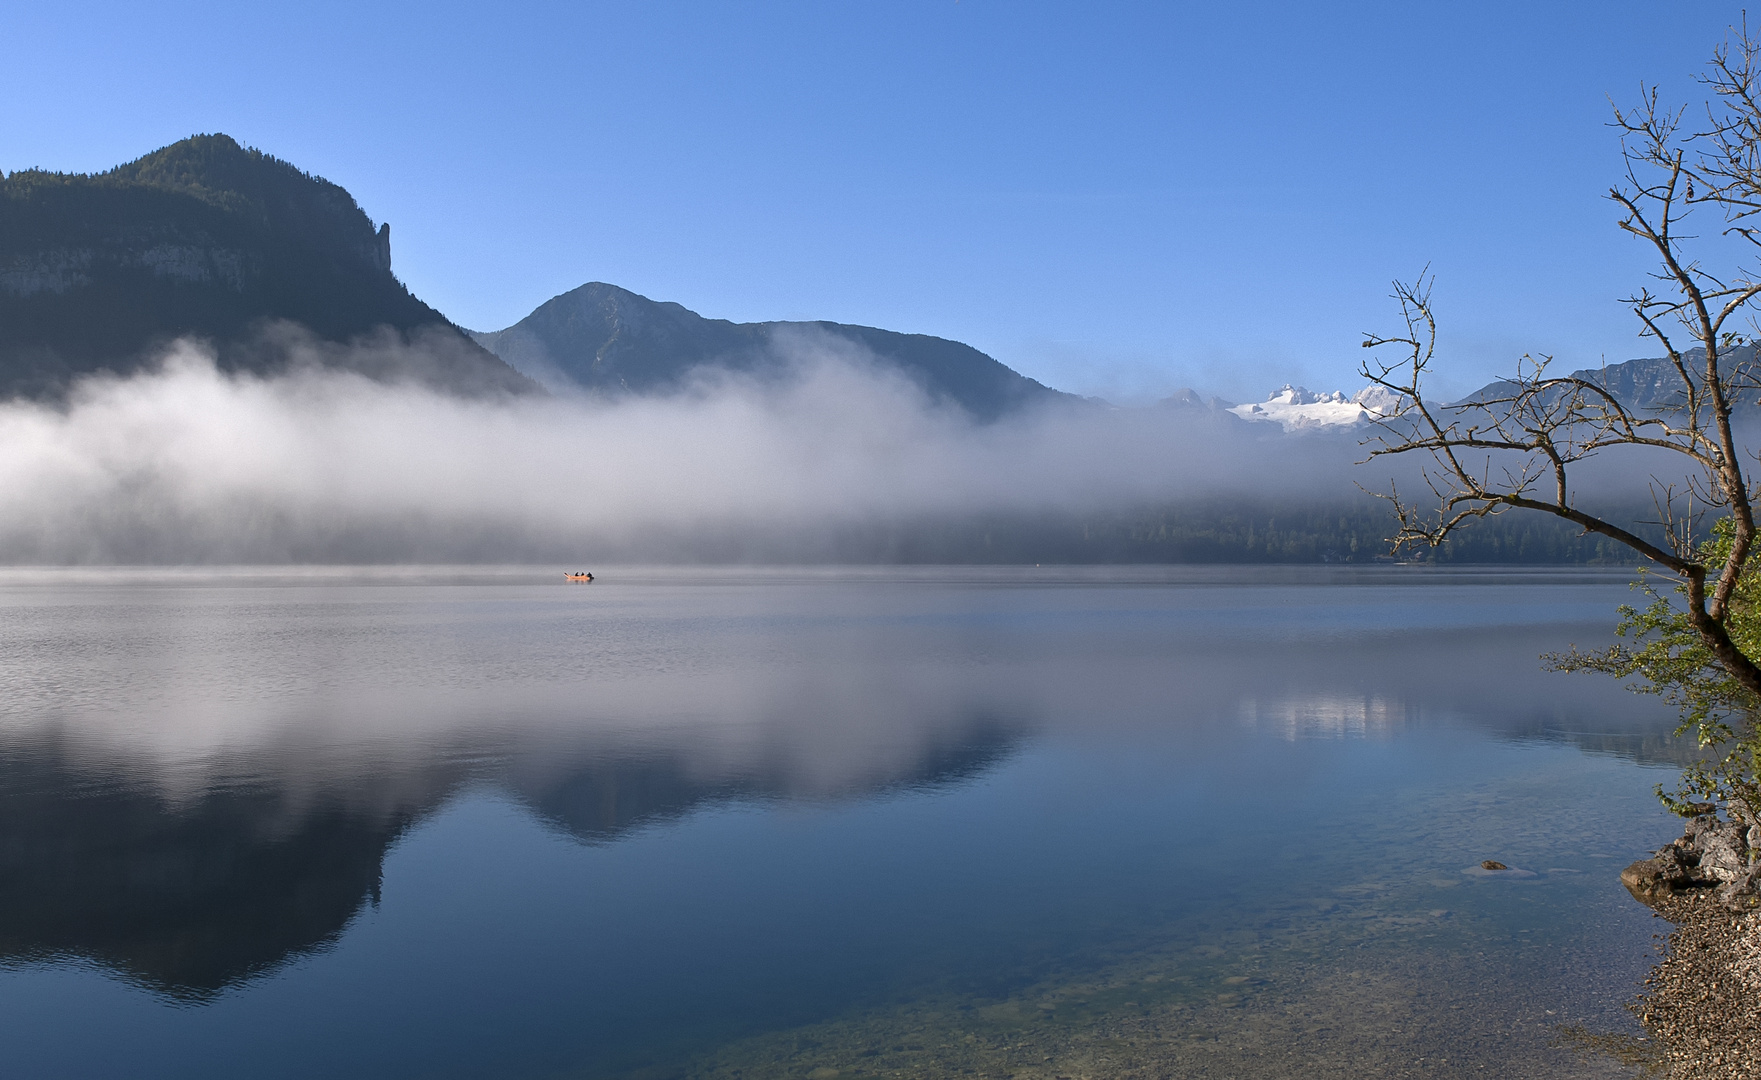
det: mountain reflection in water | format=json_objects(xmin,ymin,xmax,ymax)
[
  {"xmin": 0, "ymin": 734, "xmax": 414, "ymax": 998},
  {"xmin": 0, "ymin": 713, "xmax": 1021, "ymax": 998},
  {"xmin": 0, "ymin": 566, "xmax": 1691, "ymax": 1080}
]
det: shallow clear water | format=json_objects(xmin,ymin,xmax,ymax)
[{"xmin": 0, "ymin": 565, "xmax": 1684, "ymax": 1078}]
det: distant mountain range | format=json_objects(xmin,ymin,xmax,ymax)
[
  {"xmin": 0, "ymin": 134, "xmax": 1074, "ymax": 419},
  {"xmin": 0, "ymin": 134, "xmax": 1693, "ymax": 565},
  {"xmin": 469, "ymin": 281, "xmax": 1078, "ymax": 421},
  {"xmin": 1208, "ymin": 350, "xmax": 1761, "ymax": 435},
  {"xmin": 0, "ymin": 134, "xmax": 531, "ymax": 398},
  {"xmin": 1460, "ymin": 349, "xmax": 1761, "ymax": 415},
  {"xmin": 1, "ymin": 132, "xmax": 1747, "ymax": 439}
]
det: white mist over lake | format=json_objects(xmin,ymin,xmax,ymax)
[{"xmin": 0, "ymin": 341, "xmax": 1384, "ymax": 562}]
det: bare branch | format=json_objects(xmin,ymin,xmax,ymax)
[{"xmin": 1358, "ymin": 23, "xmax": 1761, "ymax": 698}]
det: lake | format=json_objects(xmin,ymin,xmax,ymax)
[{"xmin": 0, "ymin": 565, "xmax": 1682, "ymax": 1079}]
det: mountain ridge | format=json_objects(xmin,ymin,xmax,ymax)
[
  {"xmin": 471, "ymin": 281, "xmax": 1080, "ymax": 421},
  {"xmin": 0, "ymin": 134, "xmax": 534, "ymax": 398},
  {"xmin": 1218, "ymin": 348, "xmax": 1761, "ymax": 434},
  {"xmin": 1459, "ymin": 347, "xmax": 1761, "ymax": 415}
]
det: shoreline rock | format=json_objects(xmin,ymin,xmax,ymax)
[
  {"xmin": 1628, "ymin": 805, "xmax": 1761, "ymax": 1077},
  {"xmin": 1622, "ymin": 805, "xmax": 1761, "ymax": 912}
]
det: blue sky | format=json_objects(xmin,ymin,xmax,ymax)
[{"xmin": 1, "ymin": 2, "xmax": 1748, "ymax": 401}]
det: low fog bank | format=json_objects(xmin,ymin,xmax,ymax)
[
  {"xmin": 0, "ymin": 334, "xmax": 1716, "ymax": 564},
  {"xmin": 0, "ymin": 338, "xmax": 1398, "ymax": 564}
]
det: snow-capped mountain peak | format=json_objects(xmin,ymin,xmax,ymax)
[{"xmin": 1228, "ymin": 384, "xmax": 1404, "ymax": 432}]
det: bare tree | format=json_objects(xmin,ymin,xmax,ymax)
[{"xmin": 1360, "ymin": 26, "xmax": 1761, "ymax": 699}]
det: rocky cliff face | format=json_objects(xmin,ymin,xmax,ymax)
[{"xmin": 0, "ymin": 134, "xmax": 533, "ymax": 398}]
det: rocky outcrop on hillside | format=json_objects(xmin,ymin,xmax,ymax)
[{"xmin": 0, "ymin": 134, "xmax": 533, "ymax": 398}]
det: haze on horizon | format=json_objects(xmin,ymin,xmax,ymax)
[
  {"xmin": 0, "ymin": 1, "xmax": 1744, "ymax": 403},
  {"xmin": 0, "ymin": 336, "xmax": 1389, "ymax": 563}
]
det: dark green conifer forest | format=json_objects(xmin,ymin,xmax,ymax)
[{"xmin": 0, "ymin": 134, "xmax": 529, "ymax": 397}]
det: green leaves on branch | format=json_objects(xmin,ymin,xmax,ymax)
[{"xmin": 1549, "ymin": 519, "xmax": 1761, "ymax": 818}]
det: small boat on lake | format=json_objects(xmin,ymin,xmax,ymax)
[{"xmin": 564, "ymin": 572, "xmax": 594, "ymax": 582}]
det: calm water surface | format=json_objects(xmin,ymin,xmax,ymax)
[{"xmin": 0, "ymin": 566, "xmax": 1683, "ymax": 1078}]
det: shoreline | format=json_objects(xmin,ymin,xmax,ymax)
[
  {"xmin": 1626, "ymin": 808, "xmax": 1761, "ymax": 1079},
  {"xmin": 1637, "ymin": 893, "xmax": 1761, "ymax": 1079},
  {"xmin": 1620, "ymin": 813, "xmax": 1761, "ymax": 1071}
]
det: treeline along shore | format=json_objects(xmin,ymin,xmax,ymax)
[{"xmin": 649, "ymin": 500, "xmax": 1657, "ymax": 565}]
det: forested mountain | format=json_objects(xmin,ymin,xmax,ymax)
[
  {"xmin": 0, "ymin": 134, "xmax": 534, "ymax": 398},
  {"xmin": 0, "ymin": 135, "xmax": 1684, "ymax": 565},
  {"xmin": 470, "ymin": 281, "xmax": 1078, "ymax": 420},
  {"xmin": 1460, "ymin": 346, "xmax": 1761, "ymax": 414}
]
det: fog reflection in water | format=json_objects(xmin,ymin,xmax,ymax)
[
  {"xmin": 0, "ymin": 566, "xmax": 1686, "ymax": 1079},
  {"xmin": 1238, "ymin": 692, "xmax": 1410, "ymax": 740}
]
